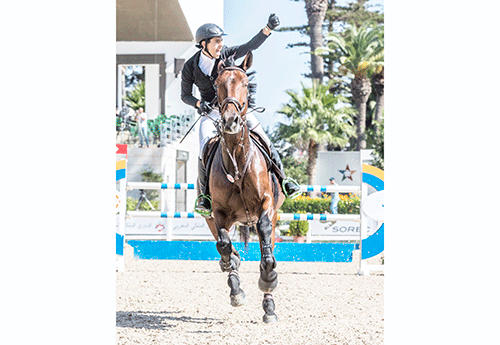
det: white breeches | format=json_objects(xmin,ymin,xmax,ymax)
[{"xmin": 198, "ymin": 109, "xmax": 268, "ymax": 159}]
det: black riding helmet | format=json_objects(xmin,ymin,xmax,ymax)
[{"xmin": 195, "ymin": 23, "xmax": 227, "ymax": 48}]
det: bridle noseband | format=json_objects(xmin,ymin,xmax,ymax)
[{"xmin": 219, "ymin": 96, "xmax": 245, "ymax": 115}]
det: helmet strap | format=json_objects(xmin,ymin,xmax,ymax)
[{"xmin": 202, "ymin": 39, "xmax": 215, "ymax": 59}]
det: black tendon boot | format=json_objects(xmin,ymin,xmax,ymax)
[
  {"xmin": 194, "ymin": 159, "xmax": 212, "ymax": 218},
  {"xmin": 269, "ymin": 144, "xmax": 301, "ymax": 199}
]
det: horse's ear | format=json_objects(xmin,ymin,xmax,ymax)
[
  {"xmin": 217, "ymin": 60, "xmax": 225, "ymax": 74},
  {"xmin": 240, "ymin": 51, "xmax": 253, "ymax": 71}
]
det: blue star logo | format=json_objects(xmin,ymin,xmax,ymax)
[{"xmin": 339, "ymin": 164, "xmax": 356, "ymax": 181}]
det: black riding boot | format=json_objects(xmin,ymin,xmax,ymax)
[
  {"xmin": 195, "ymin": 159, "xmax": 212, "ymax": 218},
  {"xmin": 269, "ymin": 144, "xmax": 301, "ymax": 199}
]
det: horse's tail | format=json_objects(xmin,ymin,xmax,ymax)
[{"xmin": 239, "ymin": 225, "xmax": 251, "ymax": 250}]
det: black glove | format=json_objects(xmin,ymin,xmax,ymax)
[
  {"xmin": 197, "ymin": 99, "xmax": 212, "ymax": 115},
  {"xmin": 267, "ymin": 13, "xmax": 280, "ymax": 30}
]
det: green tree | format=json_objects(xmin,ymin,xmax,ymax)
[
  {"xmin": 366, "ymin": 115, "xmax": 384, "ymax": 170},
  {"xmin": 371, "ymin": 65, "xmax": 384, "ymax": 135},
  {"xmin": 318, "ymin": 23, "xmax": 383, "ymax": 150},
  {"xmin": 276, "ymin": 80, "xmax": 355, "ymax": 186},
  {"xmin": 278, "ymin": 0, "xmax": 383, "ymax": 82},
  {"xmin": 124, "ymin": 81, "xmax": 145, "ymax": 111},
  {"xmin": 326, "ymin": 0, "xmax": 384, "ymax": 30}
]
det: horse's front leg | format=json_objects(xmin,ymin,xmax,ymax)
[
  {"xmin": 256, "ymin": 210, "xmax": 278, "ymax": 323},
  {"xmin": 211, "ymin": 213, "xmax": 246, "ymax": 307}
]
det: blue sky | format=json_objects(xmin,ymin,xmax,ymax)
[{"xmin": 223, "ymin": 0, "xmax": 384, "ymax": 132}]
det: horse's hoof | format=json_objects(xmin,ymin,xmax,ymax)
[
  {"xmin": 258, "ymin": 276, "xmax": 278, "ymax": 293},
  {"xmin": 263, "ymin": 313, "xmax": 278, "ymax": 323},
  {"xmin": 230, "ymin": 290, "xmax": 246, "ymax": 307}
]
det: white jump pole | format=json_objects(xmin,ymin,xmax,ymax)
[
  {"xmin": 127, "ymin": 182, "xmax": 360, "ymax": 193},
  {"xmin": 127, "ymin": 211, "xmax": 360, "ymax": 222}
]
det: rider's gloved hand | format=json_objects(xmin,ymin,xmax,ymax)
[
  {"xmin": 197, "ymin": 99, "xmax": 212, "ymax": 115},
  {"xmin": 266, "ymin": 13, "xmax": 280, "ymax": 30}
]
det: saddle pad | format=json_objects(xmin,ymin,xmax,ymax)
[{"xmin": 202, "ymin": 136, "xmax": 220, "ymax": 167}]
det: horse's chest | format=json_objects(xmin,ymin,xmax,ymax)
[{"xmin": 214, "ymin": 186, "xmax": 261, "ymax": 224}]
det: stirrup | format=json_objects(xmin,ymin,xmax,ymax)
[
  {"xmin": 282, "ymin": 177, "xmax": 301, "ymax": 199},
  {"xmin": 194, "ymin": 194, "xmax": 212, "ymax": 217}
]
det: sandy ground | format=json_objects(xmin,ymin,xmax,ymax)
[{"xmin": 116, "ymin": 243, "xmax": 384, "ymax": 345}]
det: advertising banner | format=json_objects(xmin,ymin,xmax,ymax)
[{"xmin": 116, "ymin": 216, "xmax": 210, "ymax": 236}]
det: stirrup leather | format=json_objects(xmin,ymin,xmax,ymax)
[
  {"xmin": 282, "ymin": 177, "xmax": 301, "ymax": 199},
  {"xmin": 194, "ymin": 194, "xmax": 212, "ymax": 217}
]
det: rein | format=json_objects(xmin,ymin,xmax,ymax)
[{"xmin": 216, "ymin": 118, "xmax": 250, "ymax": 184}]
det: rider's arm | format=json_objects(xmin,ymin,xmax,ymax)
[
  {"xmin": 223, "ymin": 30, "xmax": 269, "ymax": 61},
  {"xmin": 223, "ymin": 14, "xmax": 279, "ymax": 60},
  {"xmin": 180, "ymin": 58, "xmax": 200, "ymax": 109}
]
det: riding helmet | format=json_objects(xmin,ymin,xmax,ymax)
[{"xmin": 195, "ymin": 23, "xmax": 227, "ymax": 48}]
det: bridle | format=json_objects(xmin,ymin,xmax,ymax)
[{"xmin": 215, "ymin": 65, "xmax": 251, "ymax": 184}]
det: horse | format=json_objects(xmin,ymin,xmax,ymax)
[{"xmin": 201, "ymin": 51, "xmax": 285, "ymax": 323}]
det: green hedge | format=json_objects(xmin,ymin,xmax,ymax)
[
  {"xmin": 287, "ymin": 218, "xmax": 309, "ymax": 236},
  {"xmin": 280, "ymin": 196, "xmax": 330, "ymax": 214},
  {"xmin": 280, "ymin": 194, "xmax": 360, "ymax": 215},
  {"xmin": 338, "ymin": 195, "xmax": 360, "ymax": 214},
  {"xmin": 279, "ymin": 194, "xmax": 360, "ymax": 236}
]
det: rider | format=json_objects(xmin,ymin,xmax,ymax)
[{"xmin": 181, "ymin": 14, "xmax": 301, "ymax": 217}]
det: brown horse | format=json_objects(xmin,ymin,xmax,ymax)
[{"xmin": 202, "ymin": 51, "xmax": 284, "ymax": 323}]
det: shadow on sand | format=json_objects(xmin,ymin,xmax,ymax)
[{"xmin": 116, "ymin": 310, "xmax": 223, "ymax": 330}]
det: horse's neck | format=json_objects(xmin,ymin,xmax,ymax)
[{"xmin": 220, "ymin": 127, "xmax": 251, "ymax": 177}]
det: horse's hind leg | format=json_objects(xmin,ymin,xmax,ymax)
[{"xmin": 256, "ymin": 212, "xmax": 278, "ymax": 323}]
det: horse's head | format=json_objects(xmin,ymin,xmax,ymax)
[{"xmin": 215, "ymin": 52, "xmax": 253, "ymax": 134}]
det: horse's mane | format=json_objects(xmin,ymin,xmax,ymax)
[{"xmin": 220, "ymin": 55, "xmax": 257, "ymax": 108}]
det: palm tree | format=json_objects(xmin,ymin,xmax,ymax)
[
  {"xmin": 370, "ymin": 26, "xmax": 384, "ymax": 136},
  {"xmin": 124, "ymin": 81, "xmax": 145, "ymax": 111},
  {"xmin": 318, "ymin": 23, "xmax": 383, "ymax": 150},
  {"xmin": 276, "ymin": 80, "xmax": 355, "ymax": 186},
  {"xmin": 371, "ymin": 65, "xmax": 384, "ymax": 136},
  {"xmin": 304, "ymin": 0, "xmax": 329, "ymax": 82}
]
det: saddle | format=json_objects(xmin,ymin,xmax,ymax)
[{"xmin": 202, "ymin": 130, "xmax": 284, "ymax": 180}]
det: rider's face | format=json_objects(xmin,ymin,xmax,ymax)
[{"xmin": 204, "ymin": 36, "xmax": 223, "ymax": 59}]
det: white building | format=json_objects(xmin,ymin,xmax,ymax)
[{"xmin": 116, "ymin": 0, "xmax": 224, "ymax": 212}]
